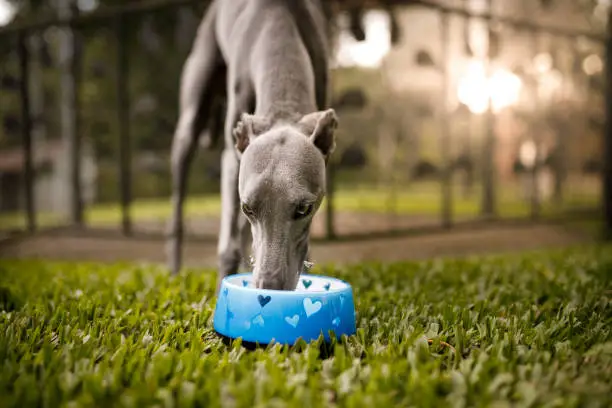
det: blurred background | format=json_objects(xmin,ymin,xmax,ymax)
[{"xmin": 0, "ymin": 0, "xmax": 610, "ymax": 263}]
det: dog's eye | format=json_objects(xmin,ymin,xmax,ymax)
[
  {"xmin": 294, "ymin": 203, "xmax": 313, "ymax": 219},
  {"xmin": 241, "ymin": 203, "xmax": 255, "ymax": 217}
]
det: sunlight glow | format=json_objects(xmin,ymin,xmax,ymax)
[
  {"xmin": 77, "ymin": 0, "xmax": 98, "ymax": 13},
  {"xmin": 533, "ymin": 53, "xmax": 553, "ymax": 74},
  {"xmin": 583, "ymin": 54, "xmax": 604, "ymax": 76},
  {"xmin": 457, "ymin": 60, "xmax": 523, "ymax": 114},
  {"xmin": 519, "ymin": 139, "xmax": 537, "ymax": 168},
  {"xmin": 538, "ymin": 69, "xmax": 563, "ymax": 101},
  {"xmin": 335, "ymin": 10, "xmax": 391, "ymax": 69},
  {"xmin": 0, "ymin": 0, "xmax": 14, "ymax": 26}
]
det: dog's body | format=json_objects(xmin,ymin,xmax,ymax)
[{"xmin": 166, "ymin": 0, "xmax": 338, "ymax": 291}]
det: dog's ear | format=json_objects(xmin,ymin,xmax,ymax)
[
  {"xmin": 298, "ymin": 109, "xmax": 338, "ymax": 163},
  {"xmin": 233, "ymin": 114, "xmax": 271, "ymax": 154}
]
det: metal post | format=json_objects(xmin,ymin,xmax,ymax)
[
  {"xmin": 57, "ymin": 0, "xmax": 83, "ymax": 226},
  {"xmin": 17, "ymin": 33, "xmax": 36, "ymax": 233},
  {"xmin": 28, "ymin": 34, "xmax": 47, "ymax": 192},
  {"xmin": 481, "ymin": 0, "xmax": 497, "ymax": 218},
  {"xmin": 530, "ymin": 31, "xmax": 541, "ymax": 220},
  {"xmin": 325, "ymin": 163, "xmax": 336, "ymax": 240},
  {"xmin": 604, "ymin": 7, "xmax": 612, "ymax": 240},
  {"xmin": 440, "ymin": 10, "xmax": 452, "ymax": 228},
  {"xmin": 116, "ymin": 15, "xmax": 132, "ymax": 236},
  {"xmin": 551, "ymin": 38, "xmax": 570, "ymax": 206},
  {"xmin": 462, "ymin": 0, "xmax": 474, "ymax": 199}
]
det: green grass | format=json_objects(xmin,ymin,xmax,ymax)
[
  {"xmin": 0, "ymin": 182, "xmax": 600, "ymax": 231},
  {"xmin": 1, "ymin": 245, "xmax": 612, "ymax": 407}
]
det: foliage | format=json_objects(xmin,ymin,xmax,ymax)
[
  {"xmin": 1, "ymin": 245, "xmax": 612, "ymax": 407},
  {"xmin": 0, "ymin": 0, "xmax": 203, "ymax": 154}
]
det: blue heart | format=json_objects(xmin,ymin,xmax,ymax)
[
  {"xmin": 285, "ymin": 314, "xmax": 299, "ymax": 328},
  {"xmin": 324, "ymin": 283, "xmax": 331, "ymax": 291},
  {"xmin": 303, "ymin": 298, "xmax": 322, "ymax": 317},
  {"xmin": 258, "ymin": 295, "xmax": 271, "ymax": 307},
  {"xmin": 252, "ymin": 314, "xmax": 264, "ymax": 327},
  {"xmin": 242, "ymin": 280, "xmax": 249, "ymax": 287},
  {"xmin": 302, "ymin": 279, "xmax": 312, "ymax": 289}
]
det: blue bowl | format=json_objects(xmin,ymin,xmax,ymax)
[{"xmin": 213, "ymin": 273, "xmax": 357, "ymax": 345}]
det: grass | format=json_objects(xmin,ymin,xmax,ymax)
[
  {"xmin": 1, "ymin": 245, "xmax": 612, "ymax": 407},
  {"xmin": 0, "ymin": 181, "xmax": 601, "ymax": 231}
]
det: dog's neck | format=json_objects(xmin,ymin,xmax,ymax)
[{"xmin": 251, "ymin": 8, "xmax": 318, "ymax": 126}]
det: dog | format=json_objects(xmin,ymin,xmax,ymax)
[{"xmin": 166, "ymin": 0, "xmax": 339, "ymax": 293}]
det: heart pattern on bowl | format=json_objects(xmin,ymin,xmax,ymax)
[
  {"xmin": 216, "ymin": 274, "xmax": 356, "ymax": 344},
  {"xmin": 229, "ymin": 275, "xmax": 346, "ymax": 293},
  {"xmin": 303, "ymin": 298, "xmax": 322, "ymax": 317},
  {"xmin": 258, "ymin": 295, "xmax": 271, "ymax": 307},
  {"xmin": 285, "ymin": 315, "xmax": 299, "ymax": 328},
  {"xmin": 252, "ymin": 314, "xmax": 264, "ymax": 327}
]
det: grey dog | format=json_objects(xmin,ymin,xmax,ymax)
[{"xmin": 166, "ymin": 0, "xmax": 339, "ymax": 292}]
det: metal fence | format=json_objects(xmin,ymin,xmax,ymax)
[{"xmin": 0, "ymin": 0, "xmax": 609, "ymax": 243}]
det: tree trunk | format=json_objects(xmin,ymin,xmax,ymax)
[{"xmin": 553, "ymin": 120, "xmax": 567, "ymax": 204}]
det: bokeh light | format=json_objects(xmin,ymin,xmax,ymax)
[{"xmin": 457, "ymin": 60, "xmax": 523, "ymax": 114}]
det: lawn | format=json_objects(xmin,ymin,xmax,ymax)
[
  {"xmin": 1, "ymin": 245, "xmax": 611, "ymax": 407},
  {"xmin": 0, "ymin": 181, "xmax": 601, "ymax": 231}
]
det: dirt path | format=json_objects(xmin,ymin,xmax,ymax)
[{"xmin": 0, "ymin": 223, "xmax": 595, "ymax": 269}]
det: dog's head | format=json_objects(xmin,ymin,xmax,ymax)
[{"xmin": 233, "ymin": 109, "xmax": 338, "ymax": 290}]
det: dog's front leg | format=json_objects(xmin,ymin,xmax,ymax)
[
  {"xmin": 216, "ymin": 77, "xmax": 254, "ymax": 293},
  {"xmin": 238, "ymin": 213, "xmax": 253, "ymax": 271}
]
